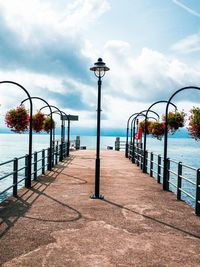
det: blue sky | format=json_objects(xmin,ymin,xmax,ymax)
[{"xmin": 0, "ymin": 0, "xmax": 200, "ymax": 135}]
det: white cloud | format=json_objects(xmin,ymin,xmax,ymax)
[
  {"xmin": 103, "ymin": 41, "xmax": 200, "ymax": 104},
  {"xmin": 0, "ymin": 1, "xmax": 200, "ymax": 132},
  {"xmin": 171, "ymin": 32, "xmax": 200, "ymax": 54},
  {"xmin": 0, "ymin": 0, "xmax": 110, "ymax": 40}
]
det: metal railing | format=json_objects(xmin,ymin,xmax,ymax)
[
  {"xmin": 125, "ymin": 143, "xmax": 200, "ymax": 216},
  {"xmin": 0, "ymin": 141, "xmax": 69, "ymax": 202},
  {"xmin": 115, "ymin": 140, "xmax": 126, "ymax": 151}
]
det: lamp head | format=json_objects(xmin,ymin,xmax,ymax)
[{"xmin": 90, "ymin": 58, "xmax": 110, "ymax": 78}]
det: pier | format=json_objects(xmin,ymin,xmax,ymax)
[{"xmin": 1, "ymin": 150, "xmax": 200, "ymax": 266}]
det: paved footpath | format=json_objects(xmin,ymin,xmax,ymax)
[{"xmin": 1, "ymin": 150, "xmax": 200, "ymax": 267}]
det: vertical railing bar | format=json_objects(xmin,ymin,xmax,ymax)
[
  {"xmin": 25, "ymin": 154, "xmax": 29, "ymax": 187},
  {"xmin": 34, "ymin": 152, "xmax": 37, "ymax": 180},
  {"xmin": 150, "ymin": 152, "xmax": 153, "ymax": 177},
  {"xmin": 13, "ymin": 158, "xmax": 18, "ymax": 196},
  {"xmin": 42, "ymin": 149, "xmax": 45, "ymax": 174},
  {"xmin": 157, "ymin": 154, "xmax": 161, "ymax": 183},
  {"xmin": 167, "ymin": 158, "xmax": 170, "ymax": 187},
  {"xmin": 177, "ymin": 162, "xmax": 182, "ymax": 200},
  {"xmin": 59, "ymin": 144, "xmax": 63, "ymax": 162},
  {"xmin": 137, "ymin": 145, "xmax": 139, "ymax": 166},
  {"xmin": 47, "ymin": 148, "xmax": 51, "ymax": 170},
  {"xmin": 145, "ymin": 151, "xmax": 148, "ymax": 174},
  {"xmin": 195, "ymin": 168, "xmax": 200, "ymax": 216},
  {"xmin": 55, "ymin": 144, "xmax": 58, "ymax": 165}
]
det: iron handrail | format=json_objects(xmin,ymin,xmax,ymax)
[
  {"xmin": 126, "ymin": 143, "xmax": 200, "ymax": 215},
  {"xmin": 0, "ymin": 142, "xmax": 69, "ymax": 202}
]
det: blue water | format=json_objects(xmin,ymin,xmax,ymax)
[{"xmin": 0, "ymin": 133, "xmax": 200, "ymax": 207}]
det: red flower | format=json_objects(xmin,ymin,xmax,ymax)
[
  {"xmin": 43, "ymin": 117, "xmax": 55, "ymax": 133},
  {"xmin": 5, "ymin": 106, "xmax": 29, "ymax": 133},
  {"xmin": 32, "ymin": 112, "xmax": 45, "ymax": 133},
  {"xmin": 163, "ymin": 111, "xmax": 185, "ymax": 134},
  {"xmin": 150, "ymin": 122, "xmax": 165, "ymax": 141},
  {"xmin": 139, "ymin": 120, "xmax": 153, "ymax": 135},
  {"xmin": 188, "ymin": 107, "xmax": 200, "ymax": 140}
]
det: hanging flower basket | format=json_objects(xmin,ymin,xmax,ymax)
[
  {"xmin": 139, "ymin": 120, "xmax": 152, "ymax": 134},
  {"xmin": 5, "ymin": 106, "xmax": 29, "ymax": 133},
  {"xmin": 188, "ymin": 107, "xmax": 200, "ymax": 140},
  {"xmin": 43, "ymin": 117, "xmax": 55, "ymax": 133},
  {"xmin": 163, "ymin": 111, "xmax": 185, "ymax": 134},
  {"xmin": 150, "ymin": 122, "xmax": 165, "ymax": 140},
  {"xmin": 32, "ymin": 112, "xmax": 45, "ymax": 133}
]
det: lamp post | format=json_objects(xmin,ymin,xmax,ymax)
[{"xmin": 90, "ymin": 58, "xmax": 110, "ymax": 199}]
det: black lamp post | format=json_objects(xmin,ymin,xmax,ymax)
[{"xmin": 90, "ymin": 58, "xmax": 110, "ymax": 199}]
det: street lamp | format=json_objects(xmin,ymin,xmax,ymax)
[{"xmin": 90, "ymin": 58, "xmax": 110, "ymax": 199}]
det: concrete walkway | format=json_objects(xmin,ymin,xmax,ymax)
[{"xmin": 1, "ymin": 150, "xmax": 200, "ymax": 266}]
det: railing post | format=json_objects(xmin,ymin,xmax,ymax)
[
  {"xmin": 13, "ymin": 158, "xmax": 18, "ymax": 196},
  {"xmin": 137, "ymin": 145, "xmax": 139, "ymax": 166},
  {"xmin": 59, "ymin": 144, "xmax": 63, "ymax": 161},
  {"xmin": 132, "ymin": 144, "xmax": 135, "ymax": 163},
  {"xmin": 140, "ymin": 143, "xmax": 143, "ymax": 169},
  {"xmin": 195, "ymin": 168, "xmax": 200, "ymax": 216},
  {"xmin": 115, "ymin": 137, "xmax": 120, "ymax": 151},
  {"xmin": 64, "ymin": 142, "xmax": 67, "ymax": 158},
  {"xmin": 128, "ymin": 142, "xmax": 131, "ymax": 159},
  {"xmin": 157, "ymin": 154, "xmax": 161, "ymax": 183},
  {"xmin": 150, "ymin": 152, "xmax": 153, "ymax": 177},
  {"xmin": 42, "ymin": 149, "xmax": 45, "ymax": 174},
  {"xmin": 75, "ymin": 136, "xmax": 80, "ymax": 150},
  {"xmin": 145, "ymin": 151, "xmax": 148, "ymax": 173},
  {"xmin": 67, "ymin": 141, "xmax": 70, "ymax": 157},
  {"xmin": 25, "ymin": 154, "xmax": 29, "ymax": 187},
  {"xmin": 55, "ymin": 145, "xmax": 58, "ymax": 165},
  {"xmin": 177, "ymin": 162, "xmax": 182, "ymax": 200},
  {"xmin": 51, "ymin": 145, "xmax": 54, "ymax": 168},
  {"xmin": 125, "ymin": 143, "xmax": 128, "ymax": 158},
  {"xmin": 166, "ymin": 158, "xmax": 170, "ymax": 190},
  {"xmin": 47, "ymin": 148, "xmax": 51, "ymax": 170},
  {"xmin": 34, "ymin": 152, "xmax": 37, "ymax": 180},
  {"xmin": 62, "ymin": 142, "xmax": 65, "ymax": 159}
]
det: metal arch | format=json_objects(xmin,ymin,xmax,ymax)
[
  {"xmin": 129, "ymin": 112, "xmax": 158, "ymax": 164},
  {"xmin": 130, "ymin": 110, "xmax": 159, "ymax": 145},
  {"xmin": 163, "ymin": 86, "xmax": 200, "ymax": 191},
  {"xmin": 41, "ymin": 105, "xmax": 64, "ymax": 142},
  {"xmin": 0, "ymin": 80, "xmax": 33, "ymax": 188},
  {"xmin": 142, "ymin": 100, "xmax": 177, "ymax": 173},
  {"xmin": 21, "ymin": 96, "xmax": 53, "ymax": 170},
  {"xmin": 125, "ymin": 112, "xmax": 142, "ymax": 158},
  {"xmin": 40, "ymin": 105, "xmax": 70, "ymax": 157},
  {"xmin": 125, "ymin": 110, "xmax": 159, "ymax": 158},
  {"xmin": 131, "ymin": 112, "xmax": 159, "ymax": 145}
]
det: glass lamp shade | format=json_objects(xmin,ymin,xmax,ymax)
[{"xmin": 90, "ymin": 58, "xmax": 109, "ymax": 78}]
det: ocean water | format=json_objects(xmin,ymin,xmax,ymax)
[{"xmin": 0, "ymin": 133, "xmax": 200, "ymax": 206}]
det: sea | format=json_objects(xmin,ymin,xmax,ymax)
[{"xmin": 0, "ymin": 133, "xmax": 200, "ymax": 207}]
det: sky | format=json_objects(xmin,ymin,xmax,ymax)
[{"xmin": 0, "ymin": 0, "xmax": 200, "ymax": 135}]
